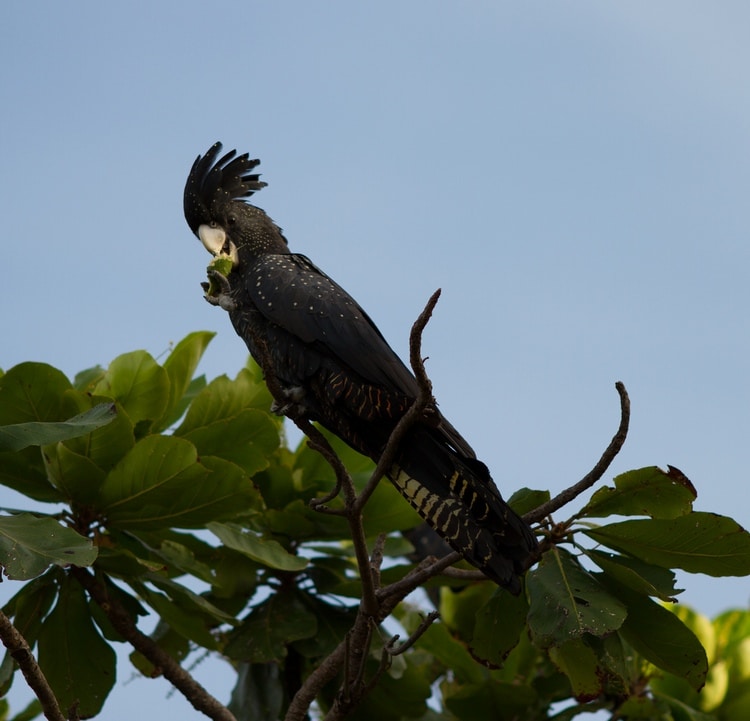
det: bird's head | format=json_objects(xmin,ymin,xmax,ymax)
[{"xmin": 184, "ymin": 142, "xmax": 287, "ymax": 265}]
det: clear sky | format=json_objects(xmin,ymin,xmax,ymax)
[{"xmin": 2, "ymin": 1, "xmax": 749, "ymax": 717}]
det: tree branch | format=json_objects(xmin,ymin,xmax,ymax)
[
  {"xmin": 524, "ymin": 381, "xmax": 630, "ymax": 525},
  {"xmin": 353, "ymin": 289, "xmax": 440, "ymax": 512},
  {"xmin": 0, "ymin": 609, "xmax": 65, "ymax": 721},
  {"xmin": 69, "ymin": 568, "xmax": 237, "ymax": 721}
]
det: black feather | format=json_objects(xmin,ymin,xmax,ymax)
[{"xmin": 183, "ymin": 141, "xmax": 266, "ymax": 234}]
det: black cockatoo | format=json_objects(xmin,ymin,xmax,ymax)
[{"xmin": 183, "ymin": 142, "xmax": 537, "ymax": 593}]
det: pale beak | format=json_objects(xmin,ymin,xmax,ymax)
[{"xmin": 198, "ymin": 224, "xmax": 226, "ymax": 255}]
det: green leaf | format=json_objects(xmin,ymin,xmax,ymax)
[
  {"xmin": 549, "ymin": 637, "xmax": 604, "ymax": 701},
  {"xmin": 98, "ymin": 436, "xmax": 261, "ymax": 529},
  {"xmin": 43, "ymin": 442, "xmax": 106, "ymax": 504},
  {"xmin": 135, "ymin": 583, "xmax": 219, "ymax": 650},
  {"xmin": 469, "ymin": 587, "xmax": 529, "ymax": 667},
  {"xmin": 147, "ymin": 574, "xmax": 237, "ymax": 625},
  {"xmin": 228, "ymin": 663, "xmax": 285, "ymax": 721},
  {"xmin": 224, "ymin": 593, "xmax": 317, "ymax": 662},
  {"xmin": 584, "ymin": 548, "xmax": 683, "ymax": 601},
  {"xmin": 176, "ymin": 369, "xmax": 273, "ymax": 435},
  {"xmin": 361, "ymin": 477, "xmax": 423, "ymax": 534},
  {"xmin": 396, "ymin": 610, "xmax": 483, "ymax": 684},
  {"xmin": 2, "ymin": 572, "xmax": 59, "ymax": 646},
  {"xmin": 93, "ymin": 350, "xmax": 169, "ymax": 427},
  {"xmin": 73, "ymin": 365, "xmax": 105, "ymax": 392},
  {"xmin": 604, "ymin": 580, "xmax": 708, "ymax": 691},
  {"xmin": 507, "ymin": 487, "xmax": 551, "ymax": 517},
  {"xmin": 177, "ymin": 408, "xmax": 279, "ymax": 477},
  {"xmin": 62, "ymin": 398, "xmax": 135, "ymax": 473},
  {"xmin": 584, "ymin": 512, "xmax": 750, "ymax": 576},
  {"xmin": 0, "ymin": 447, "xmax": 62, "ymax": 504},
  {"xmin": 289, "ymin": 596, "xmax": 356, "ymax": 659},
  {"xmin": 444, "ymin": 679, "xmax": 539, "ymax": 721},
  {"xmin": 208, "ymin": 522, "xmax": 308, "ymax": 572},
  {"xmin": 37, "ymin": 578, "xmax": 116, "ymax": 717},
  {"xmin": 0, "ymin": 514, "xmax": 97, "ymax": 580},
  {"xmin": 0, "ymin": 403, "xmax": 117, "ymax": 451},
  {"xmin": 526, "ymin": 547, "xmax": 626, "ymax": 648},
  {"xmin": 154, "ymin": 331, "xmax": 215, "ymax": 432},
  {"xmin": 581, "ymin": 466, "xmax": 696, "ymax": 519},
  {"xmin": 652, "ymin": 693, "xmax": 717, "ymax": 721},
  {"xmin": 0, "ymin": 363, "xmax": 72, "ymax": 425}
]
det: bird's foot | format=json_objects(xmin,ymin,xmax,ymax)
[
  {"xmin": 271, "ymin": 385, "xmax": 308, "ymax": 417},
  {"xmin": 202, "ymin": 270, "xmax": 236, "ymax": 311}
]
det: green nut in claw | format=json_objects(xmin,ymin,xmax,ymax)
[{"xmin": 206, "ymin": 256, "xmax": 235, "ymax": 296}]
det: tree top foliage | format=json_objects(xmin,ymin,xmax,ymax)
[{"xmin": 0, "ymin": 330, "xmax": 749, "ymax": 721}]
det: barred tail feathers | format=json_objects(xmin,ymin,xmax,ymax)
[{"xmin": 388, "ymin": 428, "xmax": 536, "ymax": 594}]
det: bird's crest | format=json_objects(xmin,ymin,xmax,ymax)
[{"xmin": 184, "ymin": 142, "xmax": 267, "ymax": 234}]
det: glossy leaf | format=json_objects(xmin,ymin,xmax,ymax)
[
  {"xmin": 2, "ymin": 573, "xmax": 59, "ymax": 647},
  {"xmin": 549, "ymin": 637, "xmax": 603, "ymax": 701},
  {"xmin": 585, "ymin": 512, "xmax": 750, "ymax": 576},
  {"xmin": 0, "ymin": 514, "xmax": 96, "ymax": 580},
  {"xmin": 93, "ymin": 350, "xmax": 169, "ymax": 426},
  {"xmin": 154, "ymin": 331, "xmax": 215, "ymax": 431},
  {"xmin": 37, "ymin": 578, "xmax": 116, "ymax": 717},
  {"xmin": 98, "ymin": 436, "xmax": 261, "ymax": 529},
  {"xmin": 469, "ymin": 587, "xmax": 529, "ymax": 667},
  {"xmin": 527, "ymin": 547, "xmax": 626, "ymax": 648},
  {"xmin": 581, "ymin": 466, "xmax": 696, "ymax": 519},
  {"xmin": 177, "ymin": 408, "xmax": 279, "ymax": 477},
  {"xmin": 398, "ymin": 613, "xmax": 484, "ymax": 685},
  {"xmin": 584, "ymin": 548, "xmax": 683, "ymax": 601},
  {"xmin": 135, "ymin": 584, "xmax": 219, "ymax": 650},
  {"xmin": 0, "ymin": 403, "xmax": 116, "ymax": 451},
  {"xmin": 176, "ymin": 369, "xmax": 273, "ymax": 434},
  {"xmin": 0, "ymin": 447, "xmax": 61, "ymax": 503},
  {"xmin": 507, "ymin": 487, "xmax": 551, "ymax": 516},
  {"xmin": 43, "ymin": 442, "xmax": 106, "ymax": 504},
  {"xmin": 361, "ymin": 476, "xmax": 423, "ymax": 534},
  {"xmin": 224, "ymin": 593, "xmax": 317, "ymax": 662},
  {"xmin": 208, "ymin": 522, "xmax": 308, "ymax": 572},
  {"xmin": 62, "ymin": 398, "xmax": 135, "ymax": 473},
  {"xmin": 605, "ymin": 580, "xmax": 708, "ymax": 690},
  {"xmin": 0, "ymin": 363, "xmax": 72, "ymax": 425},
  {"xmin": 228, "ymin": 663, "xmax": 285, "ymax": 721},
  {"xmin": 147, "ymin": 574, "xmax": 237, "ymax": 625}
]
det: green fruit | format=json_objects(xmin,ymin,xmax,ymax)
[{"xmin": 205, "ymin": 255, "xmax": 235, "ymax": 297}]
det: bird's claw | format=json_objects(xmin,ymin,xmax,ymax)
[{"xmin": 203, "ymin": 270, "xmax": 236, "ymax": 311}]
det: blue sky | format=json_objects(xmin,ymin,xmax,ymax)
[{"xmin": 2, "ymin": 1, "xmax": 749, "ymax": 716}]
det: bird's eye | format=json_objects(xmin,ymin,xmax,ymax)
[{"xmin": 227, "ymin": 214, "xmax": 237, "ymax": 226}]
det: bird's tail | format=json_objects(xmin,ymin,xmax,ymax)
[{"xmin": 388, "ymin": 427, "xmax": 537, "ymax": 594}]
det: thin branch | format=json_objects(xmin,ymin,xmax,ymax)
[
  {"xmin": 69, "ymin": 568, "xmax": 237, "ymax": 721},
  {"xmin": 524, "ymin": 381, "xmax": 630, "ymax": 525},
  {"xmin": 385, "ymin": 611, "xmax": 440, "ymax": 656},
  {"xmin": 0, "ymin": 610, "xmax": 65, "ymax": 721},
  {"xmin": 353, "ymin": 289, "xmax": 441, "ymax": 512}
]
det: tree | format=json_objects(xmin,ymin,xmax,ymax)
[{"xmin": 0, "ymin": 318, "xmax": 749, "ymax": 721}]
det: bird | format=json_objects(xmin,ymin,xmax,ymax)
[{"xmin": 183, "ymin": 142, "xmax": 538, "ymax": 593}]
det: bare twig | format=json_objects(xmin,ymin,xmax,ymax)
[
  {"xmin": 385, "ymin": 611, "xmax": 440, "ymax": 656},
  {"xmin": 0, "ymin": 610, "xmax": 65, "ymax": 721},
  {"xmin": 69, "ymin": 568, "xmax": 237, "ymax": 721},
  {"xmin": 524, "ymin": 381, "xmax": 630, "ymax": 525}
]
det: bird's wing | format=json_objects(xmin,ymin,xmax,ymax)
[
  {"xmin": 235, "ymin": 253, "xmax": 478, "ymax": 458},
  {"xmin": 239, "ymin": 253, "xmax": 419, "ymax": 396}
]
